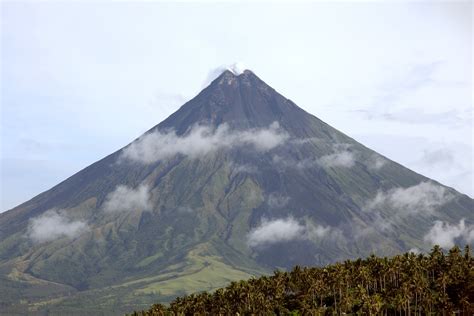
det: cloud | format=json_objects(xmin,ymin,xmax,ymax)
[
  {"xmin": 266, "ymin": 193, "xmax": 290, "ymax": 209},
  {"xmin": 271, "ymin": 155, "xmax": 295, "ymax": 169},
  {"xmin": 247, "ymin": 217, "xmax": 335, "ymax": 248},
  {"xmin": 247, "ymin": 217, "xmax": 304, "ymax": 247},
  {"xmin": 316, "ymin": 144, "xmax": 356, "ymax": 168},
  {"xmin": 360, "ymin": 182, "xmax": 454, "ymax": 235},
  {"xmin": 367, "ymin": 153, "xmax": 387, "ymax": 171},
  {"xmin": 319, "ymin": 150, "xmax": 355, "ymax": 168},
  {"xmin": 410, "ymin": 142, "xmax": 473, "ymax": 198},
  {"xmin": 353, "ymin": 61, "xmax": 472, "ymax": 129},
  {"xmin": 102, "ymin": 184, "xmax": 152, "ymax": 213},
  {"xmin": 272, "ymin": 143, "xmax": 356, "ymax": 170},
  {"xmin": 27, "ymin": 209, "xmax": 89, "ymax": 243},
  {"xmin": 202, "ymin": 62, "xmax": 247, "ymax": 87},
  {"xmin": 366, "ymin": 181, "xmax": 453, "ymax": 216},
  {"xmin": 424, "ymin": 219, "xmax": 474, "ymax": 248},
  {"xmin": 291, "ymin": 137, "xmax": 324, "ymax": 146},
  {"xmin": 420, "ymin": 148, "xmax": 455, "ymax": 166},
  {"xmin": 378, "ymin": 109, "xmax": 471, "ymax": 128},
  {"xmin": 227, "ymin": 62, "xmax": 246, "ymax": 75},
  {"xmin": 355, "ymin": 106, "xmax": 472, "ymax": 129},
  {"xmin": 358, "ymin": 62, "xmax": 441, "ymax": 118},
  {"xmin": 121, "ymin": 122, "xmax": 288, "ymax": 164}
]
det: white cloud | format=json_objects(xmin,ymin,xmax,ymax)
[
  {"xmin": 247, "ymin": 217, "xmax": 335, "ymax": 248},
  {"xmin": 367, "ymin": 153, "xmax": 387, "ymax": 171},
  {"xmin": 354, "ymin": 135, "xmax": 473, "ymax": 197},
  {"xmin": 420, "ymin": 148, "xmax": 455, "ymax": 166},
  {"xmin": 305, "ymin": 222, "xmax": 334, "ymax": 240},
  {"xmin": 202, "ymin": 62, "xmax": 247, "ymax": 87},
  {"xmin": 227, "ymin": 62, "xmax": 246, "ymax": 75},
  {"xmin": 272, "ymin": 143, "xmax": 357, "ymax": 170},
  {"xmin": 319, "ymin": 150, "xmax": 355, "ymax": 168},
  {"xmin": 102, "ymin": 184, "xmax": 151, "ymax": 213},
  {"xmin": 247, "ymin": 217, "xmax": 304, "ymax": 247},
  {"xmin": 121, "ymin": 122, "xmax": 288, "ymax": 164},
  {"xmin": 271, "ymin": 155, "xmax": 294, "ymax": 169},
  {"xmin": 467, "ymin": 228, "xmax": 474, "ymax": 244},
  {"xmin": 355, "ymin": 182, "xmax": 455, "ymax": 238},
  {"xmin": 27, "ymin": 209, "xmax": 88, "ymax": 243},
  {"xmin": 291, "ymin": 137, "xmax": 323, "ymax": 146},
  {"xmin": 319, "ymin": 144, "xmax": 356, "ymax": 168},
  {"xmin": 366, "ymin": 181, "xmax": 453, "ymax": 215},
  {"xmin": 424, "ymin": 219, "xmax": 474, "ymax": 248}
]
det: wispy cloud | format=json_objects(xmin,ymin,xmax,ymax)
[
  {"xmin": 27, "ymin": 209, "xmax": 89, "ymax": 243},
  {"xmin": 366, "ymin": 181, "xmax": 453, "ymax": 216},
  {"xmin": 375, "ymin": 109, "xmax": 471, "ymax": 128},
  {"xmin": 410, "ymin": 142, "xmax": 473, "ymax": 198},
  {"xmin": 420, "ymin": 148, "xmax": 455, "ymax": 166},
  {"xmin": 424, "ymin": 219, "xmax": 474, "ymax": 248},
  {"xmin": 360, "ymin": 62, "xmax": 441, "ymax": 118},
  {"xmin": 367, "ymin": 153, "xmax": 387, "ymax": 171},
  {"xmin": 356, "ymin": 182, "xmax": 455, "ymax": 237},
  {"xmin": 247, "ymin": 217, "xmax": 336, "ymax": 248},
  {"xmin": 202, "ymin": 62, "xmax": 247, "ymax": 88},
  {"xmin": 121, "ymin": 122, "xmax": 288, "ymax": 164},
  {"xmin": 318, "ymin": 150, "xmax": 355, "ymax": 168},
  {"xmin": 248, "ymin": 217, "xmax": 303, "ymax": 247},
  {"xmin": 266, "ymin": 193, "xmax": 290, "ymax": 209},
  {"xmin": 273, "ymin": 143, "xmax": 356, "ymax": 170},
  {"xmin": 102, "ymin": 184, "xmax": 152, "ymax": 213},
  {"xmin": 353, "ymin": 61, "xmax": 472, "ymax": 129}
]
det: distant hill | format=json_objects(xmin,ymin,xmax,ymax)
[{"xmin": 1, "ymin": 70, "xmax": 473, "ymax": 315}]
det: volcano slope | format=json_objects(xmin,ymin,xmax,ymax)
[{"xmin": 1, "ymin": 70, "xmax": 473, "ymax": 315}]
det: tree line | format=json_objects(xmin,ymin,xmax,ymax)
[{"xmin": 132, "ymin": 245, "xmax": 473, "ymax": 315}]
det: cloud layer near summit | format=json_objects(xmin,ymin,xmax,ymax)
[{"xmin": 121, "ymin": 122, "xmax": 288, "ymax": 163}]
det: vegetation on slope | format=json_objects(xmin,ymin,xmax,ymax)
[{"xmin": 133, "ymin": 245, "xmax": 474, "ymax": 315}]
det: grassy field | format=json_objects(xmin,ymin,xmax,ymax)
[{"xmin": 0, "ymin": 243, "xmax": 264, "ymax": 315}]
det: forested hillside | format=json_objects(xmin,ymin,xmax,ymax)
[{"xmin": 133, "ymin": 245, "xmax": 474, "ymax": 315}]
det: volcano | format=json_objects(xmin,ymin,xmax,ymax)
[{"xmin": 1, "ymin": 70, "xmax": 472, "ymax": 315}]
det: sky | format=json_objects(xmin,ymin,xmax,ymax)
[{"xmin": 0, "ymin": 1, "xmax": 472, "ymax": 212}]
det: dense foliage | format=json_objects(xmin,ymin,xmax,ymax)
[{"xmin": 132, "ymin": 245, "xmax": 473, "ymax": 315}]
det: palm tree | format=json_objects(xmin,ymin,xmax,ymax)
[{"xmin": 132, "ymin": 245, "xmax": 473, "ymax": 315}]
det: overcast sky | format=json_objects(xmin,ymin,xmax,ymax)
[{"xmin": 1, "ymin": 1, "xmax": 472, "ymax": 211}]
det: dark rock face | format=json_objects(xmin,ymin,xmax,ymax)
[{"xmin": 1, "ymin": 70, "xmax": 472, "ymax": 315}]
